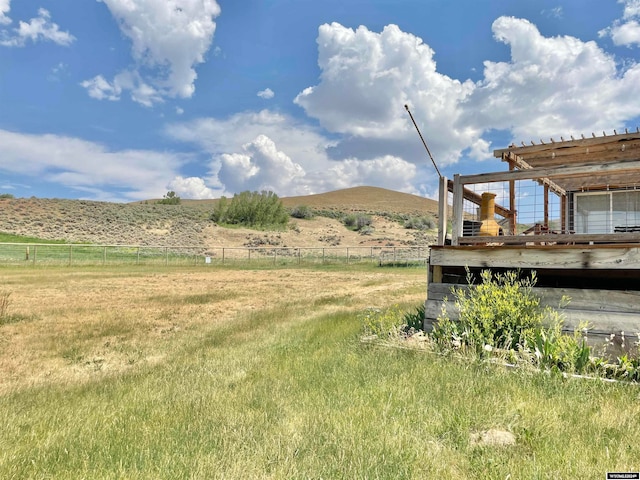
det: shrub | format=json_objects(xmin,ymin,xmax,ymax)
[
  {"xmin": 211, "ymin": 190, "xmax": 289, "ymax": 228},
  {"xmin": 344, "ymin": 214, "xmax": 372, "ymax": 231},
  {"xmin": 434, "ymin": 269, "xmax": 552, "ymax": 354},
  {"xmin": 157, "ymin": 191, "xmax": 181, "ymax": 205},
  {"xmin": 404, "ymin": 215, "xmax": 436, "ymax": 230},
  {"xmin": 290, "ymin": 205, "xmax": 314, "ymax": 219},
  {"xmin": 0, "ymin": 193, "xmax": 14, "ymax": 199}
]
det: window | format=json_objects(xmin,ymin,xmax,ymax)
[{"xmin": 574, "ymin": 190, "xmax": 640, "ymax": 234}]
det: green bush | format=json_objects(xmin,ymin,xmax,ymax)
[
  {"xmin": 432, "ymin": 269, "xmax": 586, "ymax": 365},
  {"xmin": 211, "ymin": 190, "xmax": 289, "ymax": 228},
  {"xmin": 157, "ymin": 191, "xmax": 181, "ymax": 205},
  {"xmin": 290, "ymin": 205, "xmax": 314, "ymax": 219},
  {"xmin": 434, "ymin": 269, "xmax": 552, "ymax": 354},
  {"xmin": 0, "ymin": 193, "xmax": 14, "ymax": 199}
]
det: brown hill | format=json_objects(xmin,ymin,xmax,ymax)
[
  {"xmin": 0, "ymin": 187, "xmax": 438, "ymax": 247},
  {"xmin": 280, "ymin": 186, "xmax": 439, "ymax": 216}
]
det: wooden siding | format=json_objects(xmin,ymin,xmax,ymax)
[{"xmin": 429, "ymin": 245, "xmax": 640, "ymax": 270}]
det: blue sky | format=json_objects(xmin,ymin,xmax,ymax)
[{"xmin": 1, "ymin": 0, "xmax": 640, "ymax": 202}]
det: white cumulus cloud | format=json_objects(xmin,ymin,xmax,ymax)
[
  {"xmin": 257, "ymin": 88, "xmax": 275, "ymax": 99},
  {"xmin": 599, "ymin": 0, "xmax": 640, "ymax": 46},
  {"xmin": 325, "ymin": 156, "xmax": 417, "ymax": 193},
  {"xmin": 0, "ymin": 7, "xmax": 75, "ymax": 47},
  {"xmin": 294, "ymin": 22, "xmax": 477, "ymax": 167},
  {"xmin": 218, "ymin": 135, "xmax": 306, "ymax": 194},
  {"xmin": 83, "ymin": 0, "xmax": 221, "ymax": 106},
  {"xmin": 0, "ymin": 0, "xmax": 11, "ymax": 25},
  {"xmin": 167, "ymin": 176, "xmax": 217, "ymax": 199},
  {"xmin": 467, "ymin": 16, "xmax": 640, "ymax": 139}
]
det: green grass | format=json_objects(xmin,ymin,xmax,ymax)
[
  {"xmin": 2, "ymin": 286, "xmax": 640, "ymax": 478},
  {"xmin": 0, "ymin": 232, "xmax": 67, "ymax": 243}
]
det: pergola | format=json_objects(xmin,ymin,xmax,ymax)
[{"xmin": 439, "ymin": 130, "xmax": 640, "ymax": 246}]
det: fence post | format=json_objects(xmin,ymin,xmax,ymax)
[
  {"xmin": 346, "ymin": 247, "xmax": 350, "ymax": 264},
  {"xmin": 297, "ymin": 248, "xmax": 301, "ymax": 265},
  {"xmin": 222, "ymin": 248, "xmax": 225, "ymax": 265},
  {"xmin": 33, "ymin": 245, "xmax": 37, "ymax": 265},
  {"xmin": 69, "ymin": 244, "xmax": 72, "ymax": 266},
  {"xmin": 136, "ymin": 246, "xmax": 140, "ymax": 265},
  {"xmin": 248, "ymin": 248, "xmax": 251, "ymax": 263},
  {"xmin": 165, "ymin": 247, "xmax": 168, "ymax": 266},
  {"xmin": 322, "ymin": 248, "xmax": 325, "ymax": 264}
]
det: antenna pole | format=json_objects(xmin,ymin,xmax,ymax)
[{"xmin": 404, "ymin": 104, "xmax": 442, "ymax": 179}]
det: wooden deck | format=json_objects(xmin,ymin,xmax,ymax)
[{"xmin": 426, "ymin": 243, "xmax": 640, "ymax": 349}]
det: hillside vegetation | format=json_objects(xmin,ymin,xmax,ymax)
[{"xmin": 0, "ymin": 187, "xmax": 438, "ymax": 247}]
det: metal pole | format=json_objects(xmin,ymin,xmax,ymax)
[{"xmin": 404, "ymin": 104, "xmax": 442, "ymax": 179}]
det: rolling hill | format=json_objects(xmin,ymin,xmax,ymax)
[{"xmin": 0, "ymin": 187, "xmax": 439, "ymax": 248}]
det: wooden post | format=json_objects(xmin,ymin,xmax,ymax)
[
  {"xmin": 509, "ymin": 160, "xmax": 516, "ymax": 235},
  {"xmin": 451, "ymin": 174, "xmax": 464, "ymax": 245},
  {"xmin": 437, "ymin": 176, "xmax": 448, "ymax": 245},
  {"xmin": 544, "ymin": 184, "xmax": 549, "ymax": 227},
  {"xmin": 561, "ymin": 194, "xmax": 567, "ymax": 233}
]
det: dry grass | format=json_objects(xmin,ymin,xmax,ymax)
[
  {"xmin": 0, "ymin": 265, "xmax": 424, "ymax": 394},
  {"xmin": 3, "ymin": 264, "xmax": 640, "ymax": 478}
]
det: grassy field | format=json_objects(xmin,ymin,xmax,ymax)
[{"xmin": 1, "ymin": 264, "xmax": 639, "ymax": 479}]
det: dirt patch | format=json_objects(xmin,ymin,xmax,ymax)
[{"xmin": 470, "ymin": 429, "xmax": 517, "ymax": 447}]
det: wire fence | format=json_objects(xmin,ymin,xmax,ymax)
[{"xmin": 0, "ymin": 243, "xmax": 430, "ymax": 267}]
